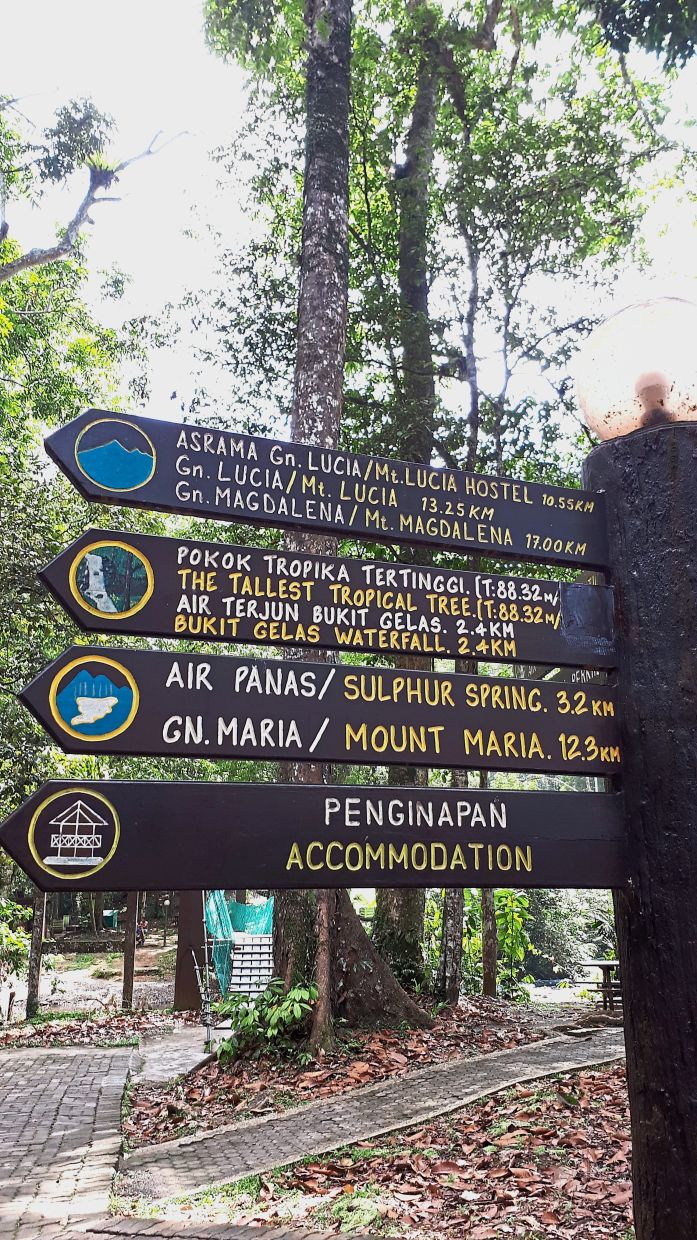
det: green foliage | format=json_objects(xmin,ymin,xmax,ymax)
[
  {"xmin": 0, "ymin": 897, "xmax": 31, "ymax": 980},
  {"xmin": 214, "ymin": 979, "xmax": 318, "ymax": 1062},
  {"xmin": 423, "ymin": 893, "xmax": 443, "ymax": 981},
  {"xmin": 0, "ymin": 102, "xmax": 278, "ymax": 883},
  {"xmin": 38, "ymin": 99, "xmax": 115, "ymax": 183},
  {"xmin": 450, "ymin": 888, "xmax": 534, "ymax": 1000},
  {"xmin": 0, "ymin": 96, "xmax": 115, "ymax": 224},
  {"xmin": 194, "ymin": 0, "xmax": 675, "ymax": 500},
  {"xmin": 203, "ymin": 0, "xmax": 306, "ymax": 89},
  {"xmin": 495, "ymin": 890, "xmax": 535, "ymax": 1001},
  {"xmin": 525, "ymin": 889, "xmax": 617, "ymax": 980},
  {"xmin": 592, "ymin": 0, "xmax": 697, "ymax": 65},
  {"xmin": 26, "ymin": 1007, "xmax": 89, "ymax": 1025}
]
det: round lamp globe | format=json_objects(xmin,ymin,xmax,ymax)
[{"xmin": 575, "ymin": 297, "xmax": 697, "ymax": 441}]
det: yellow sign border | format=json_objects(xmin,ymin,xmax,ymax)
[
  {"xmin": 74, "ymin": 417, "xmax": 156, "ymax": 494},
  {"xmin": 49, "ymin": 654, "xmax": 140, "ymax": 743},
  {"xmin": 28, "ymin": 787, "xmax": 120, "ymax": 882},
  {"xmin": 68, "ymin": 539, "xmax": 155, "ymax": 620}
]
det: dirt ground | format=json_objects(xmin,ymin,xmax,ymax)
[{"xmin": 3, "ymin": 932, "xmax": 177, "ymax": 1019}]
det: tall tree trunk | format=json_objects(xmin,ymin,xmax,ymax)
[
  {"xmin": 438, "ymin": 887, "xmax": 464, "ymax": 1003},
  {"xmin": 122, "ymin": 891, "xmax": 138, "ymax": 1011},
  {"xmin": 332, "ymin": 890, "xmax": 431, "ymax": 1028},
  {"xmin": 88, "ymin": 892, "xmax": 104, "ymax": 936},
  {"xmin": 372, "ymin": 877, "xmax": 425, "ymax": 989},
  {"xmin": 374, "ymin": 15, "xmax": 440, "ymax": 987},
  {"xmin": 481, "ymin": 888, "xmax": 497, "ymax": 997},
  {"xmin": 309, "ymin": 889, "xmax": 335, "ymax": 1052},
  {"xmin": 25, "ymin": 888, "xmax": 46, "ymax": 1019},
  {"xmin": 272, "ymin": 0, "xmax": 351, "ymax": 1047},
  {"xmin": 274, "ymin": 882, "xmax": 317, "ymax": 989},
  {"xmin": 396, "ymin": 16, "xmax": 440, "ymax": 462},
  {"xmin": 292, "ymin": 0, "xmax": 352, "ymax": 442},
  {"xmin": 436, "ymin": 770, "xmax": 467, "ymax": 1004},
  {"xmin": 272, "ymin": 0, "xmax": 434, "ymax": 1038}
]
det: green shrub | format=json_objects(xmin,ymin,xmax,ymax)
[
  {"xmin": 214, "ymin": 979, "xmax": 318, "ymax": 1063},
  {"xmin": 495, "ymin": 889, "xmax": 534, "ymax": 1001},
  {"xmin": 0, "ymin": 897, "xmax": 31, "ymax": 981}
]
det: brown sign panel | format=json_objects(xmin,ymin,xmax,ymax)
[
  {"xmin": 21, "ymin": 647, "xmax": 621, "ymax": 776},
  {"xmin": 45, "ymin": 410, "xmax": 609, "ymax": 567},
  {"xmin": 41, "ymin": 529, "xmax": 617, "ymax": 668},
  {"xmin": 0, "ymin": 781, "xmax": 627, "ymax": 891}
]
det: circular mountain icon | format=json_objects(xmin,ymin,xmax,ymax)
[
  {"xmin": 49, "ymin": 655, "xmax": 139, "ymax": 742},
  {"xmin": 74, "ymin": 418, "xmax": 156, "ymax": 492},
  {"xmin": 28, "ymin": 787, "xmax": 120, "ymax": 881}
]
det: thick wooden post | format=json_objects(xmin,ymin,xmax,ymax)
[
  {"xmin": 173, "ymin": 891, "xmax": 203, "ymax": 1011},
  {"xmin": 584, "ymin": 423, "xmax": 697, "ymax": 1240}
]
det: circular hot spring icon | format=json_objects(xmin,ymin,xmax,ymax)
[
  {"xmin": 49, "ymin": 655, "xmax": 139, "ymax": 743},
  {"xmin": 29, "ymin": 787, "xmax": 120, "ymax": 881},
  {"xmin": 74, "ymin": 417, "xmax": 156, "ymax": 492},
  {"xmin": 70, "ymin": 539, "xmax": 154, "ymax": 619}
]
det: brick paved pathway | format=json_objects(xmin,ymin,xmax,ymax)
[
  {"xmin": 71, "ymin": 1218, "xmax": 384, "ymax": 1238},
  {"xmin": 120, "ymin": 1028, "xmax": 625, "ymax": 1202},
  {"xmin": 0, "ymin": 1045, "xmax": 131, "ymax": 1238}
]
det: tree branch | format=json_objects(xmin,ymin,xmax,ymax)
[
  {"xmin": 0, "ymin": 131, "xmax": 184, "ymax": 285},
  {"xmin": 618, "ymin": 51, "xmax": 665, "ymax": 144},
  {"xmin": 474, "ymin": 0, "xmax": 505, "ymax": 50}
]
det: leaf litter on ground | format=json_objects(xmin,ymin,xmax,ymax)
[
  {"xmin": 129, "ymin": 1062, "xmax": 632, "ymax": 1239},
  {"xmin": 0, "ymin": 1009, "xmax": 199, "ymax": 1049},
  {"xmin": 124, "ymin": 996, "xmax": 559, "ymax": 1149}
]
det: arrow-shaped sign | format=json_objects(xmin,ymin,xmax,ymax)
[
  {"xmin": 0, "ymin": 781, "xmax": 627, "ymax": 891},
  {"xmin": 40, "ymin": 528, "xmax": 617, "ymax": 668},
  {"xmin": 20, "ymin": 646, "xmax": 621, "ymax": 775},
  {"xmin": 45, "ymin": 410, "xmax": 609, "ymax": 567}
]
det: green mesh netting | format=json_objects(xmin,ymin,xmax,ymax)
[
  {"xmin": 228, "ymin": 899, "xmax": 273, "ymax": 935},
  {"xmin": 204, "ymin": 891, "xmax": 274, "ymax": 996}
]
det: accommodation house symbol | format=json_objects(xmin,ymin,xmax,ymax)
[{"xmin": 42, "ymin": 799, "xmax": 108, "ymax": 867}]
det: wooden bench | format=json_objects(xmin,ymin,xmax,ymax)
[{"xmin": 581, "ymin": 959, "xmax": 622, "ymax": 1011}]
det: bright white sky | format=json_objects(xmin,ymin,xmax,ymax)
[
  {"xmin": 2, "ymin": 2, "xmax": 697, "ymax": 420},
  {"xmin": 1, "ymin": 0, "xmax": 248, "ymax": 307},
  {"xmin": 1, "ymin": 1, "xmax": 252, "ymax": 411}
]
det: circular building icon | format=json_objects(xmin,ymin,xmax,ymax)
[
  {"xmin": 49, "ymin": 655, "xmax": 139, "ymax": 743},
  {"xmin": 28, "ymin": 787, "xmax": 120, "ymax": 881},
  {"xmin": 69, "ymin": 539, "xmax": 154, "ymax": 619},
  {"xmin": 74, "ymin": 418, "xmax": 156, "ymax": 493}
]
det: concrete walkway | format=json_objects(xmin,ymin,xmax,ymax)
[
  {"xmin": 132, "ymin": 1027, "xmax": 214, "ymax": 1086},
  {"xmin": 120, "ymin": 1027, "xmax": 625, "ymax": 1202},
  {"xmin": 0, "ymin": 1045, "xmax": 132, "ymax": 1238}
]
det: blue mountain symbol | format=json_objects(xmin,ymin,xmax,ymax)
[
  {"xmin": 77, "ymin": 438, "xmax": 154, "ymax": 489},
  {"xmin": 55, "ymin": 669, "xmax": 135, "ymax": 737}
]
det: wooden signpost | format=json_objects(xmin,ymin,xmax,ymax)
[
  {"xmin": 0, "ymin": 782, "xmax": 627, "ymax": 892},
  {"xmin": 4, "ymin": 407, "xmax": 624, "ymax": 922},
  {"xmin": 20, "ymin": 645, "xmax": 621, "ymax": 775},
  {"xmin": 40, "ymin": 527, "xmax": 617, "ymax": 667},
  {"xmin": 45, "ymin": 409, "xmax": 609, "ymax": 567}
]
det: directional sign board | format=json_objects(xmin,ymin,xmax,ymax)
[
  {"xmin": 0, "ymin": 781, "xmax": 628, "ymax": 891},
  {"xmin": 21, "ymin": 647, "xmax": 621, "ymax": 775},
  {"xmin": 41, "ymin": 529, "xmax": 617, "ymax": 667},
  {"xmin": 46, "ymin": 410, "xmax": 609, "ymax": 567}
]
